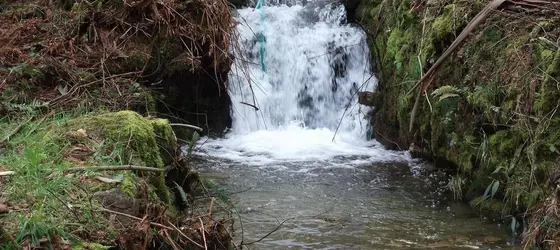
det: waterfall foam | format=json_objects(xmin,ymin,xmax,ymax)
[{"xmin": 196, "ymin": 1, "xmax": 409, "ymax": 164}]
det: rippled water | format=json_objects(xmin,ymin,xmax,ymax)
[{"xmin": 193, "ymin": 156, "xmax": 516, "ymax": 249}]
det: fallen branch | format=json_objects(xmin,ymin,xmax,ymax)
[
  {"xmin": 65, "ymin": 165, "xmax": 165, "ymax": 172},
  {"xmin": 407, "ymin": 0, "xmax": 507, "ymax": 132},
  {"xmin": 169, "ymin": 123, "xmax": 204, "ymax": 132}
]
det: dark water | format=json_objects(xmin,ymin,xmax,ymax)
[{"xmin": 194, "ymin": 157, "xmax": 519, "ymax": 249}]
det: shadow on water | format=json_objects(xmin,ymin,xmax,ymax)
[{"xmin": 194, "ymin": 156, "xmax": 519, "ymax": 249}]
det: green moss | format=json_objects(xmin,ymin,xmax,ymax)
[
  {"xmin": 541, "ymin": 49, "xmax": 554, "ymax": 60},
  {"xmin": 357, "ymin": 0, "xmax": 560, "ymax": 245},
  {"xmin": 534, "ymin": 48, "xmax": 560, "ymax": 113},
  {"xmin": 65, "ymin": 111, "xmax": 172, "ymax": 203},
  {"xmin": 470, "ymin": 195, "xmax": 512, "ymax": 219},
  {"xmin": 146, "ymin": 92, "xmax": 157, "ymax": 113},
  {"xmin": 72, "ymin": 242, "xmax": 110, "ymax": 250},
  {"xmin": 68, "ymin": 111, "xmax": 159, "ymax": 167},
  {"xmin": 387, "ymin": 28, "xmax": 414, "ymax": 73},
  {"xmin": 151, "ymin": 118, "xmax": 177, "ymax": 150},
  {"xmin": 119, "ymin": 172, "xmax": 137, "ymax": 198},
  {"xmin": 489, "ymin": 130, "xmax": 523, "ymax": 155},
  {"xmin": 432, "ymin": 4, "xmax": 459, "ymax": 39}
]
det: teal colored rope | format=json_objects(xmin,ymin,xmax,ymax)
[{"xmin": 255, "ymin": 0, "xmax": 266, "ymax": 72}]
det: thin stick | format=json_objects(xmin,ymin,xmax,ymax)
[
  {"xmin": 332, "ymin": 75, "xmax": 374, "ymax": 142},
  {"xmin": 0, "ymin": 171, "xmax": 15, "ymax": 176},
  {"xmin": 240, "ymin": 101, "xmax": 259, "ymax": 111},
  {"xmin": 97, "ymin": 207, "xmax": 173, "ymax": 230},
  {"xmin": 46, "ymin": 188, "xmax": 82, "ymax": 221},
  {"xmin": 164, "ymin": 230, "xmax": 181, "ymax": 250},
  {"xmin": 65, "ymin": 165, "xmax": 165, "ymax": 172},
  {"xmin": 169, "ymin": 123, "xmax": 204, "ymax": 132},
  {"xmin": 208, "ymin": 197, "xmax": 215, "ymax": 216},
  {"xmin": 0, "ymin": 116, "xmax": 34, "ymax": 144},
  {"xmin": 168, "ymin": 222, "xmax": 205, "ymax": 249},
  {"xmin": 199, "ymin": 218, "xmax": 208, "ymax": 250},
  {"xmin": 241, "ymin": 219, "xmax": 288, "ymax": 246}
]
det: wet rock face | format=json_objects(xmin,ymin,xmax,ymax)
[
  {"xmin": 357, "ymin": 91, "xmax": 380, "ymax": 107},
  {"xmin": 158, "ymin": 69, "xmax": 233, "ymax": 136},
  {"xmin": 342, "ymin": 0, "xmax": 361, "ymax": 22}
]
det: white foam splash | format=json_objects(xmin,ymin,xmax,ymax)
[{"xmin": 196, "ymin": 2, "xmax": 409, "ymax": 165}]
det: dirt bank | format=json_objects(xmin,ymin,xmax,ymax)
[
  {"xmin": 0, "ymin": 0, "xmax": 237, "ymax": 248},
  {"xmin": 353, "ymin": 0, "xmax": 559, "ymax": 248},
  {"xmin": 0, "ymin": 0, "xmax": 234, "ymax": 135}
]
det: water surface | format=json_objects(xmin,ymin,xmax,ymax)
[{"xmin": 193, "ymin": 1, "xmax": 517, "ymax": 248}]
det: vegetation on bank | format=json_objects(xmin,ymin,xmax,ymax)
[
  {"xmin": 0, "ymin": 0, "xmax": 236, "ymax": 248},
  {"xmin": 355, "ymin": 0, "xmax": 559, "ymax": 248}
]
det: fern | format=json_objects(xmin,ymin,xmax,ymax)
[
  {"xmin": 466, "ymin": 84, "xmax": 499, "ymax": 108},
  {"xmin": 186, "ymin": 131, "xmax": 200, "ymax": 157},
  {"xmin": 1, "ymin": 99, "xmax": 48, "ymax": 114},
  {"xmin": 431, "ymin": 85, "xmax": 463, "ymax": 102}
]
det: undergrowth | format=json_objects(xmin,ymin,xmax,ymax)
[
  {"xmin": 356, "ymin": 0, "xmax": 560, "ymax": 248},
  {"xmin": 0, "ymin": 108, "xmax": 121, "ymax": 249}
]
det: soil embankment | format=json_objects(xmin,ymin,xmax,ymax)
[{"xmin": 0, "ymin": 0, "xmax": 236, "ymax": 248}]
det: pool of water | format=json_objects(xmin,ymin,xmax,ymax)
[{"xmin": 193, "ymin": 156, "xmax": 518, "ymax": 249}]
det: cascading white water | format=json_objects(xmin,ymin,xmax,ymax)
[{"xmin": 197, "ymin": 0, "xmax": 409, "ymax": 164}]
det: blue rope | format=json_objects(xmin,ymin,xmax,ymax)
[{"xmin": 255, "ymin": 0, "xmax": 266, "ymax": 72}]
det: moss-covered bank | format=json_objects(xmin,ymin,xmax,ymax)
[
  {"xmin": 354, "ymin": 0, "xmax": 559, "ymax": 248},
  {"xmin": 0, "ymin": 109, "xmax": 233, "ymax": 249},
  {"xmin": 0, "ymin": 0, "xmax": 236, "ymax": 248}
]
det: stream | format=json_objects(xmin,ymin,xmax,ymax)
[{"xmin": 194, "ymin": 0, "xmax": 518, "ymax": 249}]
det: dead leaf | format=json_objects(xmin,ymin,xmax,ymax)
[
  {"xmin": 0, "ymin": 203, "xmax": 8, "ymax": 213},
  {"xmin": 76, "ymin": 129, "xmax": 87, "ymax": 137},
  {"xmin": 95, "ymin": 176, "xmax": 123, "ymax": 184},
  {"xmin": 56, "ymin": 84, "xmax": 68, "ymax": 95}
]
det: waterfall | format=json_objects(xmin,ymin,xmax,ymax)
[{"xmin": 196, "ymin": 0, "xmax": 406, "ymax": 164}]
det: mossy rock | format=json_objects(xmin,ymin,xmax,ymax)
[
  {"xmin": 470, "ymin": 195, "xmax": 512, "ymax": 220},
  {"xmin": 61, "ymin": 110, "xmax": 175, "ymax": 204}
]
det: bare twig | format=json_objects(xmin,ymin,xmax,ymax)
[
  {"xmin": 65, "ymin": 165, "xmax": 165, "ymax": 172},
  {"xmin": 97, "ymin": 206, "xmax": 173, "ymax": 230},
  {"xmin": 164, "ymin": 230, "xmax": 181, "ymax": 250},
  {"xmin": 0, "ymin": 171, "xmax": 15, "ymax": 176},
  {"xmin": 169, "ymin": 123, "xmax": 204, "ymax": 132},
  {"xmin": 332, "ymin": 75, "xmax": 374, "ymax": 142},
  {"xmin": 240, "ymin": 101, "xmax": 259, "ymax": 111},
  {"xmin": 208, "ymin": 197, "xmax": 215, "ymax": 216},
  {"xmin": 46, "ymin": 188, "xmax": 83, "ymax": 222},
  {"xmin": 168, "ymin": 222, "xmax": 205, "ymax": 249},
  {"xmin": 199, "ymin": 218, "xmax": 208, "ymax": 250},
  {"xmin": 240, "ymin": 219, "xmax": 289, "ymax": 246},
  {"xmin": 0, "ymin": 116, "xmax": 34, "ymax": 144}
]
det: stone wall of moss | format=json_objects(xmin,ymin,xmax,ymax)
[{"xmin": 355, "ymin": 0, "xmax": 560, "ymax": 246}]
